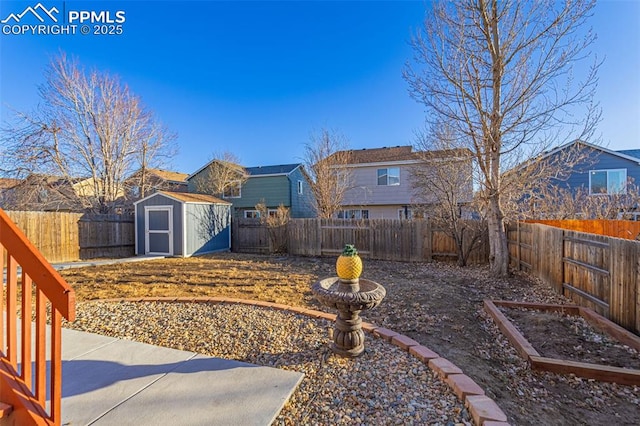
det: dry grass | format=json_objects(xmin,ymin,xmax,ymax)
[{"xmin": 61, "ymin": 253, "xmax": 329, "ymax": 307}]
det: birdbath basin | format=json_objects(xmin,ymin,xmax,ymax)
[{"xmin": 311, "ymin": 277, "xmax": 386, "ymax": 357}]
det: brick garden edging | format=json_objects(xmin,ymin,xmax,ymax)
[
  {"xmin": 484, "ymin": 300, "xmax": 640, "ymax": 386},
  {"xmin": 97, "ymin": 296, "xmax": 510, "ymax": 425}
]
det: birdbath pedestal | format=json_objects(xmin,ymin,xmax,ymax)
[{"xmin": 311, "ymin": 277, "xmax": 386, "ymax": 357}]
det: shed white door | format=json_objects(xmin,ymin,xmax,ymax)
[{"xmin": 145, "ymin": 206, "xmax": 173, "ymax": 255}]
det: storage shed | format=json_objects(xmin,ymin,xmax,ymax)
[{"xmin": 134, "ymin": 191, "xmax": 231, "ymax": 257}]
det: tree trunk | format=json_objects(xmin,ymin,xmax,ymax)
[{"xmin": 487, "ymin": 195, "xmax": 509, "ymax": 276}]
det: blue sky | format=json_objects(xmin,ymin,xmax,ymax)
[{"xmin": 1, "ymin": 0, "xmax": 638, "ymax": 175}]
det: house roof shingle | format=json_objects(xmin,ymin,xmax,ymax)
[
  {"xmin": 245, "ymin": 164, "xmax": 300, "ymax": 176},
  {"xmin": 325, "ymin": 146, "xmax": 471, "ymax": 165},
  {"xmin": 617, "ymin": 149, "xmax": 640, "ymax": 160},
  {"xmin": 345, "ymin": 146, "xmax": 418, "ymax": 164},
  {"xmin": 147, "ymin": 169, "xmax": 189, "ymax": 182}
]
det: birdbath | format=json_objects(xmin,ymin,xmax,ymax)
[{"xmin": 311, "ymin": 245, "xmax": 386, "ymax": 357}]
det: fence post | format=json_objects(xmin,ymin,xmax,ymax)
[
  {"xmin": 637, "ymin": 255, "xmax": 640, "ymax": 334},
  {"xmin": 608, "ymin": 238, "xmax": 639, "ymax": 331},
  {"xmin": 316, "ymin": 218, "xmax": 322, "ymax": 256},
  {"xmin": 424, "ymin": 220, "xmax": 432, "ymax": 261},
  {"xmin": 560, "ymin": 229, "xmax": 566, "ymax": 298},
  {"xmin": 516, "ymin": 222, "xmax": 521, "ymax": 271}
]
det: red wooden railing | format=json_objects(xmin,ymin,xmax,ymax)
[{"xmin": 0, "ymin": 208, "xmax": 75, "ymax": 425}]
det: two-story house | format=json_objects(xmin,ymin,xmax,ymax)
[
  {"xmin": 330, "ymin": 145, "xmax": 473, "ymax": 219},
  {"xmin": 187, "ymin": 162, "xmax": 315, "ymax": 218}
]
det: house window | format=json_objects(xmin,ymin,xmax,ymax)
[
  {"xmin": 223, "ymin": 181, "xmax": 241, "ymax": 198},
  {"xmin": 377, "ymin": 168, "xmax": 400, "ymax": 186},
  {"xmin": 244, "ymin": 210, "xmax": 260, "ymax": 219},
  {"xmin": 297, "ymin": 180, "xmax": 303, "ymax": 195},
  {"xmin": 589, "ymin": 169, "xmax": 627, "ymax": 195},
  {"xmin": 338, "ymin": 209, "xmax": 369, "ymax": 219},
  {"xmin": 398, "ymin": 208, "xmax": 413, "ymax": 220}
]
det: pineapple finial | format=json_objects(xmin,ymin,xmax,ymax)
[{"xmin": 342, "ymin": 244, "xmax": 358, "ymax": 256}]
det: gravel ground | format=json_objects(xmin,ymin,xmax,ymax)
[{"xmin": 64, "ymin": 301, "xmax": 472, "ymax": 425}]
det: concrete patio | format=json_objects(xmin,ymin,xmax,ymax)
[{"xmin": 48, "ymin": 327, "xmax": 303, "ymax": 425}]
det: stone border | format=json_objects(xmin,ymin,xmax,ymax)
[
  {"xmin": 484, "ymin": 300, "xmax": 640, "ymax": 386},
  {"xmin": 95, "ymin": 296, "xmax": 510, "ymax": 425}
]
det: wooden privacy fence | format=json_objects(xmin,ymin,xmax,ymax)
[
  {"xmin": 526, "ymin": 219, "xmax": 640, "ymax": 241},
  {"xmin": 233, "ymin": 218, "xmax": 489, "ymax": 264},
  {"xmin": 78, "ymin": 214, "xmax": 135, "ymax": 259},
  {"xmin": 5, "ymin": 211, "xmax": 134, "ymax": 263},
  {"xmin": 507, "ymin": 222, "xmax": 640, "ymax": 334}
]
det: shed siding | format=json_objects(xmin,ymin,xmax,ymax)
[
  {"xmin": 184, "ymin": 203, "xmax": 231, "ymax": 255},
  {"xmin": 135, "ymin": 194, "xmax": 184, "ymax": 256}
]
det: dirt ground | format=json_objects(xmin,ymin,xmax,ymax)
[
  {"xmin": 60, "ymin": 252, "xmax": 640, "ymax": 425},
  {"xmin": 502, "ymin": 308, "xmax": 640, "ymax": 370}
]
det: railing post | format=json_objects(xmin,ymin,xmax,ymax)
[
  {"xmin": 21, "ymin": 272, "xmax": 33, "ymax": 387},
  {"xmin": 6, "ymin": 256, "xmax": 18, "ymax": 367}
]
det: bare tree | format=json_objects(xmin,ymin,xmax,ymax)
[
  {"xmin": 303, "ymin": 128, "xmax": 353, "ymax": 218},
  {"xmin": 404, "ymin": 0, "xmax": 601, "ymax": 276},
  {"xmin": 1, "ymin": 53, "xmax": 176, "ymax": 213},
  {"xmin": 256, "ymin": 201, "xmax": 290, "ymax": 253},
  {"xmin": 411, "ymin": 125, "xmax": 486, "ymax": 266},
  {"xmin": 515, "ymin": 178, "xmax": 640, "ymax": 220},
  {"xmin": 190, "ymin": 151, "xmax": 248, "ymax": 198}
]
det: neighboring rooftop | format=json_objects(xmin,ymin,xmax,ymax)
[
  {"xmin": 0, "ymin": 178, "xmax": 21, "ymax": 190},
  {"xmin": 346, "ymin": 146, "xmax": 418, "ymax": 164},
  {"xmin": 325, "ymin": 146, "xmax": 471, "ymax": 165},
  {"xmin": 245, "ymin": 163, "xmax": 300, "ymax": 176},
  {"xmin": 617, "ymin": 149, "xmax": 640, "ymax": 160},
  {"xmin": 146, "ymin": 169, "xmax": 189, "ymax": 182}
]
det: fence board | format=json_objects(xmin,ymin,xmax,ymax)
[
  {"xmin": 609, "ymin": 239, "xmax": 639, "ymax": 330},
  {"xmin": 6, "ymin": 211, "xmax": 81, "ymax": 262},
  {"xmin": 232, "ymin": 218, "xmax": 270, "ymax": 254},
  {"xmin": 233, "ymin": 218, "xmax": 489, "ymax": 264},
  {"xmin": 78, "ymin": 214, "xmax": 135, "ymax": 259}
]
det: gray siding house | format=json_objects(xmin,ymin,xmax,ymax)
[
  {"xmin": 187, "ymin": 163, "xmax": 315, "ymax": 218},
  {"xmin": 134, "ymin": 191, "xmax": 231, "ymax": 257}
]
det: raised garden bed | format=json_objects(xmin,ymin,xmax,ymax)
[{"xmin": 484, "ymin": 300, "xmax": 640, "ymax": 385}]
